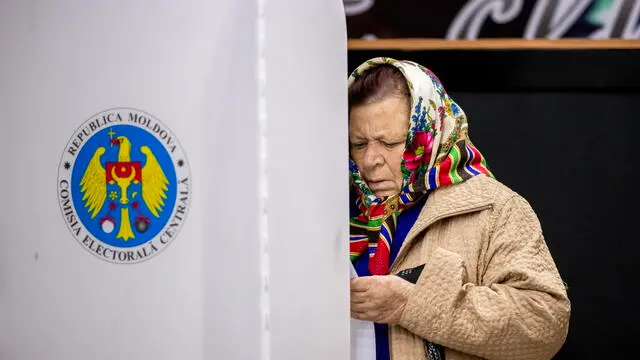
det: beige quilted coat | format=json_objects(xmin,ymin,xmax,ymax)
[{"xmin": 389, "ymin": 174, "xmax": 570, "ymax": 360}]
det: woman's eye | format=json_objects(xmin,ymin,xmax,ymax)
[
  {"xmin": 383, "ymin": 142, "xmax": 404, "ymax": 148},
  {"xmin": 351, "ymin": 143, "xmax": 366, "ymax": 150}
]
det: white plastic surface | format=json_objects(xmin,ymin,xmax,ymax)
[{"xmin": 0, "ymin": 1, "xmax": 348, "ymax": 359}]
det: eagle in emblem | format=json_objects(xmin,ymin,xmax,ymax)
[{"xmin": 79, "ymin": 134, "xmax": 169, "ymax": 240}]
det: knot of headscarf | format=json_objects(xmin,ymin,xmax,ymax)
[{"xmin": 349, "ymin": 58, "xmax": 493, "ymax": 275}]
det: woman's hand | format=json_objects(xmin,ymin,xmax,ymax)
[{"xmin": 350, "ymin": 275, "xmax": 414, "ymax": 325}]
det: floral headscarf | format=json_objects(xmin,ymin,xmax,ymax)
[{"xmin": 349, "ymin": 57, "xmax": 493, "ymax": 275}]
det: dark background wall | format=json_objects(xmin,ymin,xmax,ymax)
[
  {"xmin": 457, "ymin": 91, "xmax": 638, "ymax": 359},
  {"xmin": 350, "ymin": 49, "xmax": 640, "ymax": 359}
]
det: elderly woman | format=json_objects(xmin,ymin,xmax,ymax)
[{"xmin": 348, "ymin": 58, "xmax": 570, "ymax": 360}]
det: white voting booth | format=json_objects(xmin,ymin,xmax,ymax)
[{"xmin": 0, "ymin": 1, "xmax": 353, "ymax": 359}]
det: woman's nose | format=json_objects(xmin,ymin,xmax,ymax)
[{"xmin": 363, "ymin": 143, "xmax": 384, "ymax": 168}]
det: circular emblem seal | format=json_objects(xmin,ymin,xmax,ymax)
[{"xmin": 57, "ymin": 108, "xmax": 191, "ymax": 264}]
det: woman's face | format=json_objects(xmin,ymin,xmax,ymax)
[{"xmin": 349, "ymin": 95, "xmax": 409, "ymax": 198}]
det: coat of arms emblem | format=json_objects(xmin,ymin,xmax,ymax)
[{"xmin": 58, "ymin": 108, "xmax": 190, "ymax": 264}]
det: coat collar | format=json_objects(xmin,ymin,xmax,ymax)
[
  {"xmin": 390, "ymin": 174, "xmax": 497, "ymax": 272},
  {"xmin": 415, "ymin": 174, "xmax": 496, "ymax": 231}
]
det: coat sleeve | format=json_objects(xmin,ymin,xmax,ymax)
[{"xmin": 397, "ymin": 194, "xmax": 571, "ymax": 360}]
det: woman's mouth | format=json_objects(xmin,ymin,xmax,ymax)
[{"xmin": 367, "ymin": 180, "xmax": 391, "ymax": 190}]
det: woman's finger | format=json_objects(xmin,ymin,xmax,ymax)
[
  {"xmin": 351, "ymin": 309, "xmax": 374, "ymax": 321},
  {"xmin": 351, "ymin": 297, "xmax": 376, "ymax": 311},
  {"xmin": 350, "ymin": 299, "xmax": 367, "ymax": 313},
  {"xmin": 350, "ymin": 290, "xmax": 369, "ymax": 304},
  {"xmin": 352, "ymin": 308, "xmax": 379, "ymax": 322},
  {"xmin": 350, "ymin": 277, "xmax": 372, "ymax": 292},
  {"xmin": 351, "ymin": 298, "xmax": 377, "ymax": 313}
]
